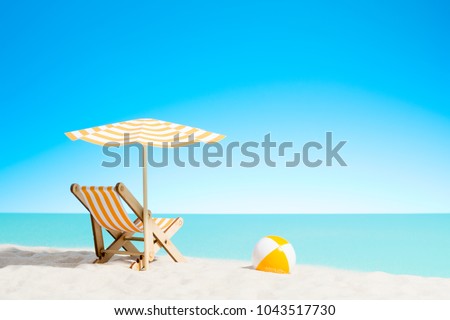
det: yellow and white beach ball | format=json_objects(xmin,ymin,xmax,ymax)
[{"xmin": 252, "ymin": 235, "xmax": 296, "ymax": 274}]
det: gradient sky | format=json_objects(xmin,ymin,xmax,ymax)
[{"xmin": 0, "ymin": 1, "xmax": 449, "ymax": 213}]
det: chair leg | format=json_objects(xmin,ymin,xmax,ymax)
[
  {"xmin": 91, "ymin": 213, "xmax": 185, "ymax": 266},
  {"xmin": 90, "ymin": 216, "xmax": 104, "ymax": 262},
  {"xmin": 153, "ymin": 218, "xmax": 184, "ymax": 254},
  {"xmin": 129, "ymin": 218, "xmax": 186, "ymax": 270},
  {"xmin": 99, "ymin": 230, "xmax": 140, "ymax": 263},
  {"xmin": 151, "ymin": 219, "xmax": 186, "ymax": 262}
]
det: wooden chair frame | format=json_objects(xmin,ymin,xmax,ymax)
[{"xmin": 71, "ymin": 182, "xmax": 185, "ymax": 269}]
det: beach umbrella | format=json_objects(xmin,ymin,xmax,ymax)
[{"xmin": 65, "ymin": 118, "xmax": 225, "ymax": 270}]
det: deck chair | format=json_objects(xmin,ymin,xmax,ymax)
[{"xmin": 70, "ymin": 182, "xmax": 185, "ymax": 270}]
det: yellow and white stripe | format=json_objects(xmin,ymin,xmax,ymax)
[
  {"xmin": 65, "ymin": 118, "xmax": 225, "ymax": 147},
  {"xmin": 252, "ymin": 235, "xmax": 296, "ymax": 274},
  {"xmin": 79, "ymin": 186, "xmax": 175, "ymax": 233}
]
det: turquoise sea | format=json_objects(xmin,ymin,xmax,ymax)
[{"xmin": 0, "ymin": 213, "xmax": 449, "ymax": 278}]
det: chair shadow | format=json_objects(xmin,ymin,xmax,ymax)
[{"xmin": 0, "ymin": 247, "xmax": 97, "ymax": 269}]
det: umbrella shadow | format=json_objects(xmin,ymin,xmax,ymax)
[{"xmin": 0, "ymin": 247, "xmax": 97, "ymax": 269}]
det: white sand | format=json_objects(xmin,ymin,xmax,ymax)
[{"xmin": 0, "ymin": 245, "xmax": 449, "ymax": 299}]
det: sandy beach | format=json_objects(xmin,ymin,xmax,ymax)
[{"xmin": 0, "ymin": 245, "xmax": 449, "ymax": 300}]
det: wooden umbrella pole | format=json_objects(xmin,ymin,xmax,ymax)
[{"xmin": 142, "ymin": 143, "xmax": 153, "ymax": 271}]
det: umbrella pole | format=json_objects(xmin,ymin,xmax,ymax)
[{"xmin": 142, "ymin": 143, "xmax": 153, "ymax": 271}]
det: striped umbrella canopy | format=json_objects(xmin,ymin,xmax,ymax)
[
  {"xmin": 65, "ymin": 118, "xmax": 225, "ymax": 270},
  {"xmin": 65, "ymin": 118, "xmax": 225, "ymax": 147}
]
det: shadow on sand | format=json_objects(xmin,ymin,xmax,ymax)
[{"xmin": 0, "ymin": 246, "xmax": 97, "ymax": 268}]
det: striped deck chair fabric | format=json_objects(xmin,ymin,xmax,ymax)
[{"xmin": 79, "ymin": 186, "xmax": 176, "ymax": 233}]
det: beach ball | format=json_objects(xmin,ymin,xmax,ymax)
[{"xmin": 252, "ymin": 235, "xmax": 296, "ymax": 274}]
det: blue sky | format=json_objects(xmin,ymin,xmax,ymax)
[{"xmin": 0, "ymin": 0, "xmax": 449, "ymax": 213}]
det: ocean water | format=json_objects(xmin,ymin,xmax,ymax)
[{"xmin": 0, "ymin": 213, "xmax": 449, "ymax": 278}]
